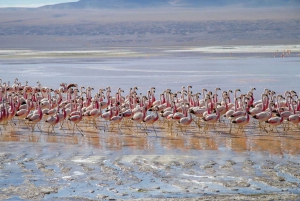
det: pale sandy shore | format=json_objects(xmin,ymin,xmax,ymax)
[{"xmin": 0, "ymin": 45, "xmax": 300, "ymax": 59}]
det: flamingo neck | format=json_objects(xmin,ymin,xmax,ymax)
[
  {"xmin": 153, "ymin": 110, "xmax": 159, "ymax": 121},
  {"xmin": 162, "ymin": 94, "xmax": 165, "ymax": 104},
  {"xmin": 58, "ymin": 92, "xmax": 62, "ymax": 105},
  {"xmin": 206, "ymin": 101, "xmax": 211, "ymax": 114},
  {"xmin": 297, "ymin": 101, "xmax": 300, "ymax": 111},
  {"xmin": 0, "ymin": 88, "xmax": 3, "ymax": 102},
  {"xmin": 280, "ymin": 115, "xmax": 284, "ymax": 123},
  {"xmin": 173, "ymin": 104, "xmax": 177, "ymax": 113},
  {"xmin": 151, "ymin": 91, "xmax": 156, "ymax": 103},
  {"xmin": 246, "ymin": 113, "xmax": 250, "ymax": 123},
  {"xmin": 63, "ymin": 109, "xmax": 67, "ymax": 118},
  {"xmin": 291, "ymin": 102, "xmax": 296, "ymax": 114}
]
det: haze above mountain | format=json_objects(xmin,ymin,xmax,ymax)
[
  {"xmin": 39, "ymin": 0, "xmax": 299, "ymax": 9},
  {"xmin": 0, "ymin": 0, "xmax": 298, "ymax": 49}
]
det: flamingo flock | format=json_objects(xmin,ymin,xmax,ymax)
[{"xmin": 0, "ymin": 78, "xmax": 300, "ymax": 136}]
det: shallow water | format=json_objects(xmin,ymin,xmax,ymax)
[
  {"xmin": 1, "ymin": 48, "xmax": 300, "ymax": 199},
  {"xmin": 1, "ymin": 52, "xmax": 300, "ymax": 97}
]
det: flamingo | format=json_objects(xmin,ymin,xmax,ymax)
[
  {"xmin": 45, "ymin": 100, "xmax": 59, "ymax": 116},
  {"xmin": 143, "ymin": 107, "xmax": 159, "ymax": 135},
  {"xmin": 231, "ymin": 102, "xmax": 250, "ymax": 133},
  {"xmin": 253, "ymin": 101, "xmax": 274, "ymax": 130},
  {"xmin": 101, "ymin": 104, "xmax": 114, "ymax": 129},
  {"xmin": 84, "ymin": 100, "xmax": 102, "ymax": 130},
  {"xmin": 6, "ymin": 95, "xmax": 17, "ymax": 128},
  {"xmin": 57, "ymin": 107, "xmax": 67, "ymax": 129},
  {"xmin": 230, "ymin": 99, "xmax": 249, "ymax": 121},
  {"xmin": 68, "ymin": 104, "xmax": 83, "ymax": 136},
  {"xmin": 286, "ymin": 101, "xmax": 300, "ymax": 130},
  {"xmin": 225, "ymin": 97, "xmax": 240, "ymax": 120},
  {"xmin": 110, "ymin": 107, "xmax": 124, "ymax": 134},
  {"xmin": 45, "ymin": 114, "xmax": 60, "ymax": 133},
  {"xmin": 27, "ymin": 101, "xmax": 43, "ymax": 132},
  {"xmin": 202, "ymin": 104, "xmax": 220, "ymax": 132},
  {"xmin": 265, "ymin": 112, "xmax": 284, "ymax": 132},
  {"xmin": 177, "ymin": 103, "xmax": 193, "ymax": 134},
  {"xmin": 15, "ymin": 99, "xmax": 32, "ymax": 123},
  {"xmin": 131, "ymin": 106, "xmax": 146, "ymax": 134},
  {"xmin": 216, "ymin": 95, "xmax": 229, "ymax": 118},
  {"xmin": 248, "ymin": 94, "xmax": 268, "ymax": 116}
]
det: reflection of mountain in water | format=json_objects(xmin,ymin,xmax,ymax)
[{"xmin": 40, "ymin": 0, "xmax": 299, "ymax": 9}]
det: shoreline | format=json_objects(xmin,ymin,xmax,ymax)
[{"xmin": 0, "ymin": 44, "xmax": 300, "ymax": 60}]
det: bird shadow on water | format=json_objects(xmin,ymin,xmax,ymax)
[{"xmin": 0, "ymin": 123, "xmax": 300, "ymax": 156}]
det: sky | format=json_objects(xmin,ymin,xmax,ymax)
[
  {"xmin": 0, "ymin": 0, "xmax": 76, "ymax": 7},
  {"xmin": 0, "ymin": 0, "xmax": 299, "ymax": 8}
]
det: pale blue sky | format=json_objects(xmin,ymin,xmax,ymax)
[{"xmin": 0, "ymin": 0, "xmax": 76, "ymax": 7}]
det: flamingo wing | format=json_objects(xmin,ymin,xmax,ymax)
[
  {"xmin": 267, "ymin": 117, "xmax": 280, "ymax": 124},
  {"xmin": 235, "ymin": 116, "xmax": 246, "ymax": 124}
]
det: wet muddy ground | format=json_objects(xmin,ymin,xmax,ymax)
[{"xmin": 1, "ymin": 119, "xmax": 300, "ymax": 200}]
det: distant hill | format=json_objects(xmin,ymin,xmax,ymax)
[{"xmin": 39, "ymin": 0, "xmax": 300, "ymax": 9}]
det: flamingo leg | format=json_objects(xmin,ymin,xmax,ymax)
[
  {"xmin": 118, "ymin": 124, "xmax": 123, "ymax": 135},
  {"xmin": 135, "ymin": 123, "xmax": 139, "ymax": 134},
  {"xmin": 60, "ymin": 124, "xmax": 65, "ymax": 132},
  {"xmin": 109, "ymin": 123, "xmax": 115, "ymax": 132},
  {"xmin": 59, "ymin": 121, "xmax": 64, "ymax": 129},
  {"xmin": 36, "ymin": 123, "xmax": 42, "ymax": 133},
  {"xmin": 124, "ymin": 123, "xmax": 131, "ymax": 131},
  {"xmin": 72, "ymin": 123, "xmax": 76, "ymax": 133},
  {"xmin": 75, "ymin": 124, "xmax": 84, "ymax": 136},
  {"xmin": 9, "ymin": 120, "xmax": 16, "ymax": 129},
  {"xmin": 193, "ymin": 118, "xmax": 201, "ymax": 131},
  {"xmin": 229, "ymin": 123, "xmax": 232, "ymax": 133},
  {"xmin": 152, "ymin": 124, "xmax": 157, "ymax": 136},
  {"xmin": 179, "ymin": 125, "xmax": 184, "ymax": 135},
  {"xmin": 213, "ymin": 123, "xmax": 216, "ymax": 130}
]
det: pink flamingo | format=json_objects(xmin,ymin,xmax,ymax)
[
  {"xmin": 231, "ymin": 103, "xmax": 250, "ymax": 133},
  {"xmin": 27, "ymin": 101, "xmax": 43, "ymax": 132},
  {"xmin": 202, "ymin": 104, "xmax": 220, "ymax": 131},
  {"xmin": 265, "ymin": 112, "xmax": 284, "ymax": 132},
  {"xmin": 248, "ymin": 94, "xmax": 268, "ymax": 116},
  {"xmin": 85, "ymin": 100, "xmax": 102, "ymax": 129},
  {"xmin": 230, "ymin": 98, "xmax": 249, "ymax": 121},
  {"xmin": 45, "ymin": 114, "xmax": 60, "ymax": 133},
  {"xmin": 131, "ymin": 106, "xmax": 146, "ymax": 134},
  {"xmin": 253, "ymin": 101, "xmax": 274, "ymax": 129},
  {"xmin": 143, "ymin": 107, "xmax": 159, "ymax": 135},
  {"xmin": 57, "ymin": 107, "xmax": 67, "ymax": 129},
  {"xmin": 286, "ymin": 101, "xmax": 300, "ymax": 130},
  {"xmin": 15, "ymin": 99, "xmax": 31, "ymax": 120},
  {"xmin": 110, "ymin": 107, "xmax": 124, "ymax": 133},
  {"xmin": 177, "ymin": 103, "xmax": 193, "ymax": 134},
  {"xmin": 68, "ymin": 104, "xmax": 83, "ymax": 136}
]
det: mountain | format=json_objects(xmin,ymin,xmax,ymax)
[
  {"xmin": 40, "ymin": 0, "xmax": 168, "ymax": 9},
  {"xmin": 39, "ymin": 0, "xmax": 300, "ymax": 9}
]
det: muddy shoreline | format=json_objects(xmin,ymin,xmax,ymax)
[{"xmin": 1, "ymin": 121, "xmax": 300, "ymax": 200}]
